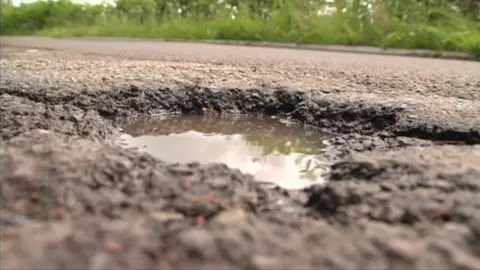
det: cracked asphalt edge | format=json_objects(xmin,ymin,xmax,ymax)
[{"xmin": 1, "ymin": 42, "xmax": 480, "ymax": 269}]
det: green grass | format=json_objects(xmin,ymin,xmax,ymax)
[{"xmin": 2, "ymin": 0, "xmax": 480, "ymax": 59}]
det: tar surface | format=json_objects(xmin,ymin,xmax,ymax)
[{"xmin": 2, "ymin": 40, "xmax": 480, "ymax": 270}]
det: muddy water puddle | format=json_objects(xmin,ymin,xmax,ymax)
[{"xmin": 115, "ymin": 114, "xmax": 333, "ymax": 190}]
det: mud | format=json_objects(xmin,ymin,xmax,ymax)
[{"xmin": 1, "ymin": 38, "xmax": 480, "ymax": 269}]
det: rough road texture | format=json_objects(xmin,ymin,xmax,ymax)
[{"xmin": 1, "ymin": 36, "xmax": 480, "ymax": 269}]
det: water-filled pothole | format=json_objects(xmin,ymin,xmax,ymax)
[{"xmin": 115, "ymin": 114, "xmax": 333, "ymax": 190}]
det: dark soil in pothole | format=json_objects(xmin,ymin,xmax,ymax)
[{"xmin": 2, "ymin": 84, "xmax": 480, "ymax": 269}]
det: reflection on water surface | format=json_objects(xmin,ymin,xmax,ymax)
[{"xmin": 116, "ymin": 115, "xmax": 332, "ymax": 189}]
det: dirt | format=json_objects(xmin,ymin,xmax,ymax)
[{"xmin": 1, "ymin": 36, "xmax": 480, "ymax": 269}]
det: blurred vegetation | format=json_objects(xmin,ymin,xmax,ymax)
[
  {"xmin": 1, "ymin": 0, "xmax": 480, "ymax": 58},
  {"xmin": 245, "ymin": 135, "xmax": 318, "ymax": 155}
]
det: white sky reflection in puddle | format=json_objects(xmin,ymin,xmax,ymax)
[{"xmin": 116, "ymin": 115, "xmax": 331, "ymax": 190}]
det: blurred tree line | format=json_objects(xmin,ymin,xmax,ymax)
[
  {"xmin": 2, "ymin": 0, "xmax": 479, "ymax": 26},
  {"xmin": 109, "ymin": 0, "xmax": 480, "ymax": 24}
]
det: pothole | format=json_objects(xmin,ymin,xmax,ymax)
[{"xmin": 115, "ymin": 114, "xmax": 334, "ymax": 190}]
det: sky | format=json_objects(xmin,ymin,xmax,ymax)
[{"xmin": 11, "ymin": 0, "xmax": 114, "ymax": 6}]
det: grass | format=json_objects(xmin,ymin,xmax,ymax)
[{"xmin": 2, "ymin": 0, "xmax": 480, "ymax": 59}]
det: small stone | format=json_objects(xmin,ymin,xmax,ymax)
[
  {"xmin": 453, "ymin": 252, "xmax": 480, "ymax": 270},
  {"xmin": 380, "ymin": 182, "xmax": 396, "ymax": 191},
  {"xmin": 150, "ymin": 212, "xmax": 185, "ymax": 222},
  {"xmin": 385, "ymin": 238, "xmax": 421, "ymax": 261},
  {"xmin": 431, "ymin": 181, "xmax": 454, "ymax": 192},
  {"xmin": 374, "ymin": 192, "xmax": 392, "ymax": 201},
  {"xmin": 212, "ymin": 209, "xmax": 246, "ymax": 226},
  {"xmin": 104, "ymin": 239, "xmax": 122, "ymax": 253},
  {"xmin": 193, "ymin": 216, "xmax": 205, "ymax": 227},
  {"xmin": 250, "ymin": 255, "xmax": 278, "ymax": 268},
  {"xmin": 54, "ymin": 207, "xmax": 65, "ymax": 219},
  {"xmin": 14, "ymin": 200, "xmax": 26, "ymax": 212},
  {"xmin": 168, "ymin": 164, "xmax": 194, "ymax": 176}
]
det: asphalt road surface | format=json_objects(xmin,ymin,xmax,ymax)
[{"xmin": 1, "ymin": 36, "xmax": 480, "ymax": 269}]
